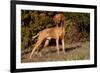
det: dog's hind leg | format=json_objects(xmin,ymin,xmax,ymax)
[
  {"xmin": 44, "ymin": 39, "xmax": 49, "ymax": 47},
  {"xmin": 44, "ymin": 36, "xmax": 51, "ymax": 47},
  {"xmin": 29, "ymin": 36, "xmax": 44, "ymax": 59}
]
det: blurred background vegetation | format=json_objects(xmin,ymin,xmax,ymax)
[{"xmin": 21, "ymin": 10, "xmax": 90, "ymax": 53}]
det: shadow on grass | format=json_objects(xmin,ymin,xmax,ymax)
[{"xmin": 65, "ymin": 44, "xmax": 81, "ymax": 52}]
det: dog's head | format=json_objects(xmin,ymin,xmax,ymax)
[{"xmin": 53, "ymin": 13, "xmax": 65, "ymax": 26}]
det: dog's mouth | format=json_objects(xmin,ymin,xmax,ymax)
[
  {"xmin": 58, "ymin": 22, "xmax": 64, "ymax": 27},
  {"xmin": 58, "ymin": 23, "xmax": 61, "ymax": 27},
  {"xmin": 56, "ymin": 20, "xmax": 61, "ymax": 26}
]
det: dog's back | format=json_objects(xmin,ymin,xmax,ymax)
[{"xmin": 39, "ymin": 27, "xmax": 65, "ymax": 40}]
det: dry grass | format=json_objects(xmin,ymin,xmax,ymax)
[{"xmin": 21, "ymin": 41, "xmax": 90, "ymax": 63}]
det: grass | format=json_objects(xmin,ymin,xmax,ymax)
[
  {"xmin": 21, "ymin": 41, "xmax": 90, "ymax": 63},
  {"xmin": 64, "ymin": 41, "xmax": 90, "ymax": 61}
]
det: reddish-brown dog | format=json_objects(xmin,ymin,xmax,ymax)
[{"xmin": 30, "ymin": 14, "xmax": 65, "ymax": 59}]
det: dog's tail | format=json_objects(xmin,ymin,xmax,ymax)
[{"xmin": 32, "ymin": 33, "xmax": 39, "ymax": 41}]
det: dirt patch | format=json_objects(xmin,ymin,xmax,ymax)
[{"xmin": 21, "ymin": 41, "xmax": 90, "ymax": 63}]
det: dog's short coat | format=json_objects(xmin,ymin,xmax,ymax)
[{"xmin": 30, "ymin": 14, "xmax": 65, "ymax": 59}]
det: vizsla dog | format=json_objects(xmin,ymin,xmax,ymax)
[{"xmin": 30, "ymin": 14, "xmax": 65, "ymax": 59}]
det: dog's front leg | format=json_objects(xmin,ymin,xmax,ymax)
[
  {"xmin": 62, "ymin": 39, "xmax": 65, "ymax": 54},
  {"xmin": 56, "ymin": 38, "xmax": 59, "ymax": 55}
]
